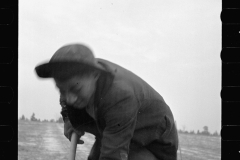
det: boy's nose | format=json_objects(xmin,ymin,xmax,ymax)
[{"xmin": 66, "ymin": 93, "xmax": 77, "ymax": 105}]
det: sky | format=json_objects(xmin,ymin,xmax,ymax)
[{"xmin": 19, "ymin": 0, "xmax": 221, "ymax": 133}]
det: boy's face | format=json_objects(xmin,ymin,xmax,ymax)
[{"xmin": 55, "ymin": 73, "xmax": 99, "ymax": 109}]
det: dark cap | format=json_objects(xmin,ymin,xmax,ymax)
[{"xmin": 35, "ymin": 43, "xmax": 103, "ymax": 79}]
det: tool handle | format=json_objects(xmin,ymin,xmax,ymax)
[{"xmin": 69, "ymin": 132, "xmax": 78, "ymax": 160}]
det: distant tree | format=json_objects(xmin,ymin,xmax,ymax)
[
  {"xmin": 189, "ymin": 130, "xmax": 195, "ymax": 134},
  {"xmin": 197, "ymin": 130, "xmax": 200, "ymax": 134},
  {"xmin": 31, "ymin": 113, "xmax": 37, "ymax": 121},
  {"xmin": 182, "ymin": 125, "xmax": 186, "ymax": 132},
  {"xmin": 203, "ymin": 126, "xmax": 208, "ymax": 132},
  {"xmin": 213, "ymin": 131, "xmax": 219, "ymax": 137},
  {"xmin": 56, "ymin": 116, "xmax": 64, "ymax": 123},
  {"xmin": 42, "ymin": 119, "xmax": 48, "ymax": 122},
  {"xmin": 178, "ymin": 129, "xmax": 183, "ymax": 133},
  {"xmin": 20, "ymin": 115, "xmax": 25, "ymax": 120},
  {"xmin": 202, "ymin": 126, "xmax": 210, "ymax": 136},
  {"xmin": 50, "ymin": 119, "xmax": 55, "ymax": 123}
]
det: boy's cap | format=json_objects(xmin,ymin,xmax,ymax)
[{"xmin": 35, "ymin": 43, "xmax": 102, "ymax": 78}]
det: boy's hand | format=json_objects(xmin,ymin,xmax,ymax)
[{"xmin": 64, "ymin": 118, "xmax": 85, "ymax": 144}]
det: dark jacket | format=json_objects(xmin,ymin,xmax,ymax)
[{"xmin": 61, "ymin": 58, "xmax": 178, "ymax": 160}]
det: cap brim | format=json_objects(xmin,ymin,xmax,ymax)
[
  {"xmin": 35, "ymin": 62, "xmax": 54, "ymax": 78},
  {"xmin": 35, "ymin": 61, "xmax": 99, "ymax": 78}
]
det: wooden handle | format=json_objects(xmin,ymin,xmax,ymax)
[{"xmin": 69, "ymin": 132, "xmax": 78, "ymax": 160}]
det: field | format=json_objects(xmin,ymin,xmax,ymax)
[{"xmin": 18, "ymin": 120, "xmax": 220, "ymax": 160}]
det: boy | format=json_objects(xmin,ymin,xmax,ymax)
[{"xmin": 35, "ymin": 43, "xmax": 178, "ymax": 160}]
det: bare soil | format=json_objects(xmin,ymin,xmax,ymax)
[
  {"xmin": 18, "ymin": 120, "xmax": 220, "ymax": 160},
  {"xmin": 18, "ymin": 120, "xmax": 94, "ymax": 160},
  {"xmin": 177, "ymin": 133, "xmax": 221, "ymax": 160}
]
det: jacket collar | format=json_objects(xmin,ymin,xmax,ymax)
[{"xmin": 94, "ymin": 61, "xmax": 114, "ymax": 108}]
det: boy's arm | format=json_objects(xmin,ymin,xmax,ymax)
[
  {"xmin": 59, "ymin": 96, "xmax": 100, "ymax": 137},
  {"xmin": 99, "ymin": 92, "xmax": 138, "ymax": 160},
  {"xmin": 59, "ymin": 96, "xmax": 84, "ymax": 142}
]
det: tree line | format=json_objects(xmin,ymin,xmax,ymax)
[
  {"xmin": 177, "ymin": 125, "xmax": 220, "ymax": 137},
  {"xmin": 19, "ymin": 114, "xmax": 220, "ymax": 137},
  {"xmin": 19, "ymin": 113, "xmax": 64, "ymax": 123}
]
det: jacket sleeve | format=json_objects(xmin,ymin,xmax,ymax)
[
  {"xmin": 60, "ymin": 95, "xmax": 101, "ymax": 137},
  {"xmin": 99, "ymin": 92, "xmax": 138, "ymax": 160}
]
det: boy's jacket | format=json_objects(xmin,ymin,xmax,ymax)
[{"xmin": 61, "ymin": 59, "xmax": 178, "ymax": 160}]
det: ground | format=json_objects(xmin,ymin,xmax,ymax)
[{"xmin": 18, "ymin": 120, "xmax": 220, "ymax": 160}]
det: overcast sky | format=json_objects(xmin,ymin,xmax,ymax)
[{"xmin": 19, "ymin": 0, "xmax": 221, "ymax": 133}]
